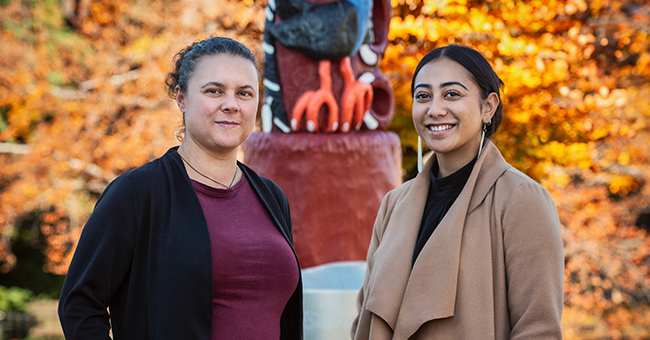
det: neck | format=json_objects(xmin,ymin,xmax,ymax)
[
  {"xmin": 177, "ymin": 142, "xmax": 241, "ymax": 188},
  {"xmin": 434, "ymin": 136, "xmax": 484, "ymax": 178}
]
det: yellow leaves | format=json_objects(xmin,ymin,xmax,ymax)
[
  {"xmin": 540, "ymin": 59, "xmax": 569, "ymax": 87},
  {"xmin": 635, "ymin": 52, "xmax": 650, "ymax": 76},
  {"xmin": 20, "ymin": 182, "xmax": 40, "ymax": 199},
  {"xmin": 563, "ymin": 0, "xmax": 588, "ymax": 15},
  {"xmin": 496, "ymin": 33, "xmax": 535, "ymax": 57},
  {"xmin": 438, "ymin": 4, "xmax": 469, "ymax": 17},
  {"xmin": 419, "ymin": 0, "xmax": 468, "ymax": 16},
  {"xmin": 468, "ymin": 8, "xmax": 493, "ymax": 32},
  {"xmin": 608, "ymin": 174, "xmax": 641, "ymax": 197},
  {"xmin": 509, "ymin": 108, "xmax": 531, "ymax": 124},
  {"xmin": 545, "ymin": 166, "xmax": 572, "ymax": 188},
  {"xmin": 389, "ymin": 15, "xmax": 439, "ymax": 42},
  {"xmin": 534, "ymin": 141, "xmax": 594, "ymax": 168},
  {"xmin": 498, "ymin": 62, "xmax": 543, "ymax": 89},
  {"xmin": 123, "ymin": 35, "xmax": 154, "ymax": 63},
  {"xmin": 420, "ymin": 0, "xmax": 439, "ymax": 15}
]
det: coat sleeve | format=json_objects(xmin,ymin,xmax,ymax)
[
  {"xmin": 502, "ymin": 181, "xmax": 564, "ymax": 339},
  {"xmin": 58, "ymin": 174, "xmax": 139, "ymax": 340},
  {"xmin": 351, "ymin": 190, "xmax": 391, "ymax": 339}
]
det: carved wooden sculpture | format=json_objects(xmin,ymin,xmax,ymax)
[{"xmin": 243, "ymin": 0, "xmax": 401, "ymax": 268}]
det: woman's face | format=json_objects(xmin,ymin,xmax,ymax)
[
  {"xmin": 176, "ymin": 53, "xmax": 259, "ymax": 155},
  {"xmin": 412, "ymin": 57, "xmax": 496, "ymax": 164}
]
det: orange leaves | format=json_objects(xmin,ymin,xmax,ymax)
[
  {"xmin": 547, "ymin": 158, "xmax": 650, "ymax": 337},
  {"xmin": 0, "ymin": 0, "xmax": 270, "ymax": 276},
  {"xmin": 121, "ymin": 33, "xmax": 178, "ymax": 69}
]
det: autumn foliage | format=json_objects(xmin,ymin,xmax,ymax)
[{"xmin": 1, "ymin": 0, "xmax": 649, "ymax": 337}]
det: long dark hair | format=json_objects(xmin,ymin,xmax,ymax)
[{"xmin": 411, "ymin": 44, "xmax": 504, "ymax": 141}]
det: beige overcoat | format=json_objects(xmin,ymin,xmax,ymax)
[{"xmin": 351, "ymin": 142, "xmax": 564, "ymax": 339}]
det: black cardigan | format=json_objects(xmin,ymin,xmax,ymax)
[{"xmin": 58, "ymin": 147, "xmax": 303, "ymax": 339}]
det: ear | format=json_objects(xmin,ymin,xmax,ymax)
[
  {"xmin": 175, "ymin": 85, "xmax": 186, "ymax": 112},
  {"xmin": 481, "ymin": 92, "xmax": 499, "ymax": 124}
]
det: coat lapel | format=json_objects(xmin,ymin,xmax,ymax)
[
  {"xmin": 467, "ymin": 143, "xmax": 511, "ymax": 214},
  {"xmin": 364, "ymin": 155, "xmax": 432, "ymax": 331}
]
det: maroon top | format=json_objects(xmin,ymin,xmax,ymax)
[{"xmin": 191, "ymin": 174, "xmax": 299, "ymax": 340}]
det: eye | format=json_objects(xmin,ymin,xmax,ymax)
[
  {"xmin": 205, "ymin": 88, "xmax": 222, "ymax": 95},
  {"xmin": 444, "ymin": 90, "xmax": 461, "ymax": 98},
  {"xmin": 414, "ymin": 92, "xmax": 431, "ymax": 100},
  {"xmin": 239, "ymin": 90, "xmax": 253, "ymax": 98}
]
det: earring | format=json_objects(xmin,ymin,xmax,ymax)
[
  {"xmin": 417, "ymin": 136, "xmax": 423, "ymax": 173},
  {"xmin": 477, "ymin": 124, "xmax": 487, "ymax": 158}
]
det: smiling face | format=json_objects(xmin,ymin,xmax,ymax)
[
  {"xmin": 176, "ymin": 53, "xmax": 259, "ymax": 157},
  {"xmin": 412, "ymin": 57, "xmax": 498, "ymax": 175}
]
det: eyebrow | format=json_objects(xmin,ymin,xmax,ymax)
[
  {"xmin": 200, "ymin": 81, "xmax": 256, "ymax": 91},
  {"xmin": 414, "ymin": 81, "xmax": 468, "ymax": 91},
  {"xmin": 441, "ymin": 81, "xmax": 468, "ymax": 90}
]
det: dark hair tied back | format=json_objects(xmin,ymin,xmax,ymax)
[
  {"xmin": 411, "ymin": 44, "xmax": 504, "ymax": 141},
  {"xmin": 165, "ymin": 36, "xmax": 259, "ymax": 99}
]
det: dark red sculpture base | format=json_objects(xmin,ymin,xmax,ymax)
[{"xmin": 243, "ymin": 131, "xmax": 402, "ymax": 268}]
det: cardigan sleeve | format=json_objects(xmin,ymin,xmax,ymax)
[
  {"xmin": 272, "ymin": 180, "xmax": 294, "ymax": 243},
  {"xmin": 58, "ymin": 174, "xmax": 139, "ymax": 340},
  {"xmin": 502, "ymin": 181, "xmax": 564, "ymax": 339}
]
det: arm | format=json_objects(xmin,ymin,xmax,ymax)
[
  {"xmin": 58, "ymin": 175, "xmax": 138, "ymax": 339},
  {"xmin": 502, "ymin": 182, "xmax": 564, "ymax": 339}
]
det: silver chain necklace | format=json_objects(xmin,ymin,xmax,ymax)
[{"xmin": 178, "ymin": 154, "xmax": 238, "ymax": 189}]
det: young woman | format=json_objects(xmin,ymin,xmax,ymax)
[
  {"xmin": 58, "ymin": 37, "xmax": 303, "ymax": 340},
  {"xmin": 352, "ymin": 44, "xmax": 564, "ymax": 339}
]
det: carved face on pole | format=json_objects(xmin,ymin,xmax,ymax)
[{"xmin": 261, "ymin": 0, "xmax": 395, "ymax": 133}]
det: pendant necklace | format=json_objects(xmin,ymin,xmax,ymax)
[{"xmin": 178, "ymin": 154, "xmax": 238, "ymax": 189}]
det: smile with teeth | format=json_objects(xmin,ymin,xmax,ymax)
[{"xmin": 427, "ymin": 124, "xmax": 454, "ymax": 132}]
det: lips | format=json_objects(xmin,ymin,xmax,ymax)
[{"xmin": 216, "ymin": 121, "xmax": 239, "ymax": 126}]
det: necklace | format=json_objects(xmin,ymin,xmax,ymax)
[{"xmin": 178, "ymin": 154, "xmax": 238, "ymax": 189}]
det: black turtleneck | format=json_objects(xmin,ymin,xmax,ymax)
[{"xmin": 412, "ymin": 157, "xmax": 477, "ymax": 266}]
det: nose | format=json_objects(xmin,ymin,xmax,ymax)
[
  {"xmin": 427, "ymin": 98, "xmax": 447, "ymax": 117},
  {"xmin": 221, "ymin": 92, "xmax": 240, "ymax": 113}
]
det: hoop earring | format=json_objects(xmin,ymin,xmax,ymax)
[
  {"xmin": 417, "ymin": 136, "xmax": 423, "ymax": 173},
  {"xmin": 477, "ymin": 124, "xmax": 487, "ymax": 158}
]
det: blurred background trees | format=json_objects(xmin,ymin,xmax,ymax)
[{"xmin": 1, "ymin": 0, "xmax": 649, "ymax": 338}]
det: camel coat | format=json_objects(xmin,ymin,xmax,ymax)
[{"xmin": 351, "ymin": 142, "xmax": 564, "ymax": 339}]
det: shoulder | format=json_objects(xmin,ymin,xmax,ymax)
[
  {"xmin": 383, "ymin": 177, "xmax": 416, "ymax": 205},
  {"xmin": 100, "ymin": 148, "xmax": 183, "ymax": 200},
  {"xmin": 239, "ymin": 163, "xmax": 288, "ymax": 203},
  {"xmin": 495, "ymin": 167, "xmax": 553, "ymax": 204},
  {"xmin": 373, "ymin": 177, "xmax": 418, "ymax": 229},
  {"xmin": 492, "ymin": 167, "xmax": 560, "ymax": 234}
]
